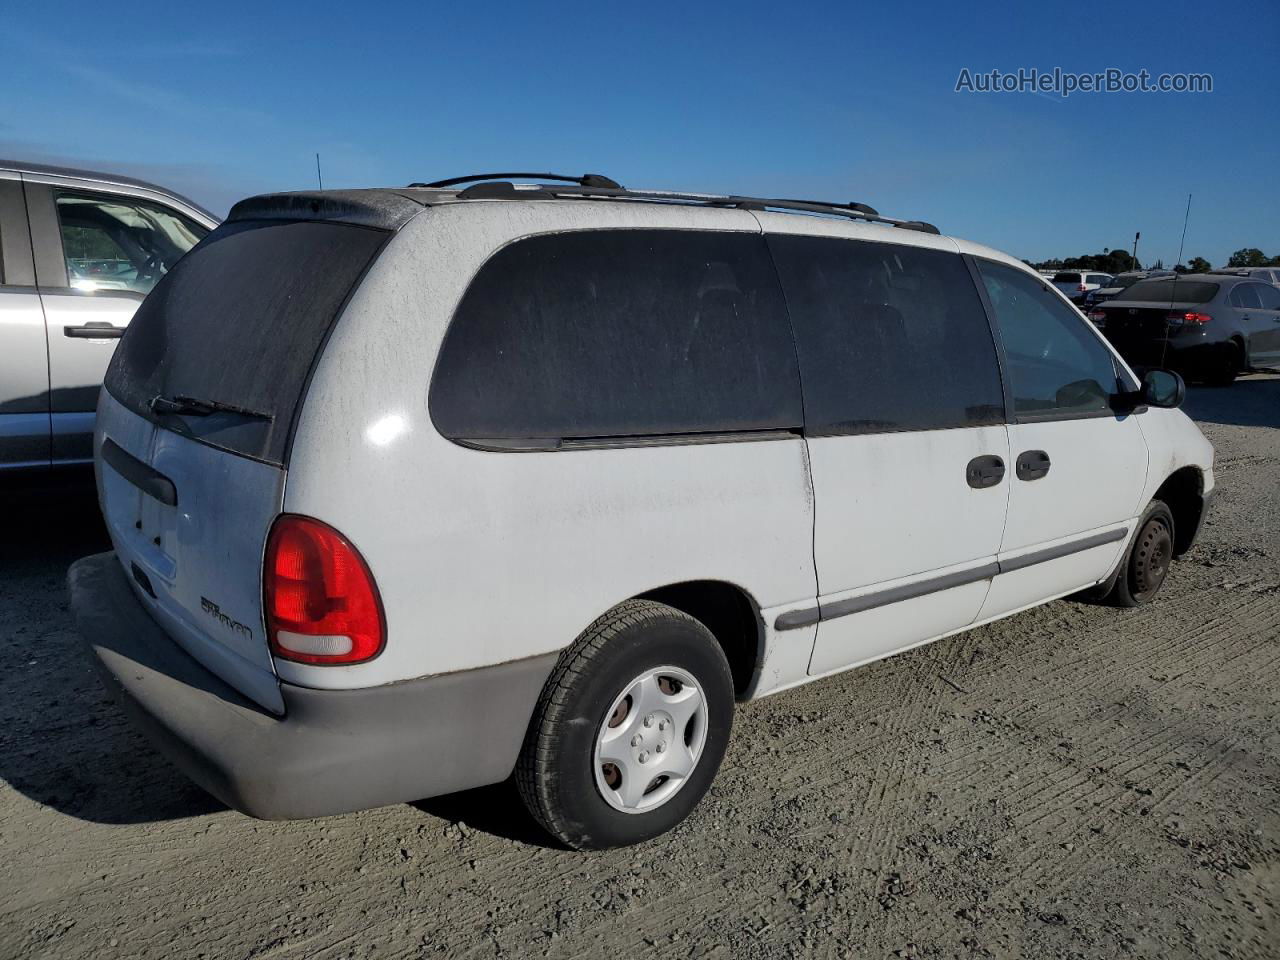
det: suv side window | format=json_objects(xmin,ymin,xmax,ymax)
[
  {"xmin": 977, "ymin": 260, "xmax": 1121, "ymax": 419},
  {"xmin": 430, "ymin": 230, "xmax": 803, "ymax": 444},
  {"xmin": 1229, "ymin": 284, "xmax": 1263, "ymax": 309},
  {"xmin": 768, "ymin": 235, "xmax": 1004, "ymax": 434},
  {"xmin": 54, "ymin": 191, "xmax": 207, "ymax": 296}
]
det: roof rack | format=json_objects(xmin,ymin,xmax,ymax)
[
  {"xmin": 409, "ymin": 172, "xmax": 623, "ymax": 190},
  {"xmin": 411, "ymin": 177, "xmax": 940, "ymax": 234}
]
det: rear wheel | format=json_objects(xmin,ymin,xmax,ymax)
[
  {"xmin": 516, "ymin": 600, "xmax": 734, "ymax": 850},
  {"xmin": 1203, "ymin": 340, "xmax": 1241, "ymax": 386},
  {"xmin": 1106, "ymin": 501, "xmax": 1176, "ymax": 608}
]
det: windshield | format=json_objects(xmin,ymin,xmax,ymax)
[{"xmin": 1116, "ymin": 280, "xmax": 1219, "ymax": 304}]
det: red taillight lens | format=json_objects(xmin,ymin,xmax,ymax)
[
  {"xmin": 1167, "ymin": 311, "xmax": 1212, "ymax": 326},
  {"xmin": 264, "ymin": 515, "xmax": 384, "ymax": 665},
  {"xmin": 1078, "ymin": 283, "xmax": 1087, "ymax": 291},
  {"xmin": 1089, "ymin": 310, "xmax": 1107, "ymax": 324}
]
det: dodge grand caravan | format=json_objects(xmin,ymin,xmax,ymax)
[{"xmin": 69, "ymin": 174, "xmax": 1215, "ymax": 849}]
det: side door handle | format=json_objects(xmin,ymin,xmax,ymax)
[
  {"xmin": 64, "ymin": 321, "xmax": 125, "ymax": 339},
  {"xmin": 1016, "ymin": 449, "xmax": 1051, "ymax": 481},
  {"xmin": 966, "ymin": 454, "xmax": 1006, "ymax": 489}
]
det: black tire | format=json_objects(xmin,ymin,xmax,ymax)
[
  {"xmin": 1203, "ymin": 340, "xmax": 1241, "ymax": 386},
  {"xmin": 1106, "ymin": 501, "xmax": 1176, "ymax": 608},
  {"xmin": 516, "ymin": 599, "xmax": 734, "ymax": 850}
]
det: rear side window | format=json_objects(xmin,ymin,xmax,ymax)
[
  {"xmin": 105, "ymin": 219, "xmax": 388, "ymax": 464},
  {"xmin": 430, "ymin": 230, "xmax": 802, "ymax": 444},
  {"xmin": 1229, "ymin": 284, "xmax": 1263, "ymax": 309},
  {"xmin": 978, "ymin": 261, "xmax": 1120, "ymax": 419},
  {"xmin": 769, "ymin": 235, "xmax": 1004, "ymax": 434}
]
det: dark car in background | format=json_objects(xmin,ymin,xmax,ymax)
[
  {"xmin": 1083, "ymin": 270, "xmax": 1176, "ymax": 310},
  {"xmin": 1210, "ymin": 266, "xmax": 1280, "ymax": 287},
  {"xmin": 1090, "ymin": 274, "xmax": 1280, "ymax": 384}
]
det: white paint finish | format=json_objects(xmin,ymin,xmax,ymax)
[
  {"xmin": 0, "ymin": 289, "xmax": 50, "ymax": 466},
  {"xmin": 807, "ymin": 426, "xmax": 1010, "ymax": 592},
  {"xmin": 282, "ymin": 200, "xmax": 817, "ymax": 690},
  {"xmin": 95, "ymin": 392, "xmax": 286, "ymax": 712},
  {"xmin": 749, "ymin": 602, "xmax": 819, "ymax": 699},
  {"xmin": 979, "ymin": 525, "xmax": 1130, "ymax": 621},
  {"xmin": 809, "ymin": 579, "xmax": 992, "ymax": 676},
  {"xmin": 1134, "ymin": 406, "xmax": 1216, "ymax": 501},
  {"xmin": 804, "ymin": 426, "xmax": 1008, "ymax": 676},
  {"xmin": 1001, "ymin": 416, "xmax": 1148, "ymax": 553}
]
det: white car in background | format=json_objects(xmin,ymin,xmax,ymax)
[{"xmin": 1053, "ymin": 270, "xmax": 1114, "ymax": 304}]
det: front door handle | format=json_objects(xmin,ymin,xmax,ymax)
[
  {"xmin": 64, "ymin": 322, "xmax": 124, "ymax": 339},
  {"xmin": 966, "ymin": 454, "xmax": 1006, "ymax": 489},
  {"xmin": 1016, "ymin": 449, "xmax": 1051, "ymax": 481}
]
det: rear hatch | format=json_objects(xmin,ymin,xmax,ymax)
[
  {"xmin": 96, "ymin": 206, "xmax": 403, "ymax": 712},
  {"xmin": 1096, "ymin": 280, "xmax": 1221, "ymax": 363}
]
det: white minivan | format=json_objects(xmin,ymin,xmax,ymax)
[{"xmin": 70, "ymin": 175, "xmax": 1214, "ymax": 849}]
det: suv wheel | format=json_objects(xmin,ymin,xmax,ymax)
[
  {"xmin": 1107, "ymin": 501, "xmax": 1176, "ymax": 607},
  {"xmin": 516, "ymin": 599, "xmax": 734, "ymax": 849}
]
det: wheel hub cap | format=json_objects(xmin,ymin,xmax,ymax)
[{"xmin": 593, "ymin": 666, "xmax": 707, "ymax": 814}]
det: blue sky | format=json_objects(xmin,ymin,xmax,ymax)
[{"xmin": 4, "ymin": 1, "xmax": 1276, "ymax": 268}]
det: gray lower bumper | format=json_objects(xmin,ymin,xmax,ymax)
[{"xmin": 68, "ymin": 551, "xmax": 557, "ymax": 820}]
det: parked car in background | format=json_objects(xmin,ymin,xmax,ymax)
[
  {"xmin": 0, "ymin": 159, "xmax": 217, "ymax": 472},
  {"xmin": 70, "ymin": 174, "xmax": 1213, "ymax": 851},
  {"xmin": 1083, "ymin": 270, "xmax": 1176, "ymax": 310},
  {"xmin": 1090, "ymin": 274, "xmax": 1280, "ymax": 384},
  {"xmin": 1210, "ymin": 266, "xmax": 1280, "ymax": 286},
  {"xmin": 1053, "ymin": 271, "xmax": 1113, "ymax": 304}
]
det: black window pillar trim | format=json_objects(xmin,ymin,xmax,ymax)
[
  {"xmin": 774, "ymin": 526, "xmax": 1129, "ymax": 631},
  {"xmin": 23, "ymin": 181, "xmax": 69, "ymax": 289},
  {"xmin": 963, "ymin": 253, "xmax": 1015, "ymax": 425}
]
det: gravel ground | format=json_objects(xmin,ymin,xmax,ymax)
[{"xmin": 2, "ymin": 375, "xmax": 1277, "ymax": 960}]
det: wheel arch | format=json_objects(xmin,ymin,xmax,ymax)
[
  {"xmin": 1152, "ymin": 465, "xmax": 1206, "ymax": 557},
  {"xmin": 634, "ymin": 579, "xmax": 764, "ymax": 700}
]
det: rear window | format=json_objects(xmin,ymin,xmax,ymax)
[
  {"xmin": 1053, "ymin": 273, "xmax": 1081, "ymax": 283},
  {"xmin": 104, "ymin": 219, "xmax": 388, "ymax": 464},
  {"xmin": 429, "ymin": 230, "xmax": 803, "ymax": 445},
  {"xmin": 1115, "ymin": 279, "xmax": 1219, "ymax": 304}
]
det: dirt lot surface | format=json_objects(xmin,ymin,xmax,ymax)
[{"xmin": 2, "ymin": 376, "xmax": 1277, "ymax": 960}]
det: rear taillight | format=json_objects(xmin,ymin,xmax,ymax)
[
  {"xmin": 1167, "ymin": 311, "xmax": 1212, "ymax": 326},
  {"xmin": 264, "ymin": 515, "xmax": 385, "ymax": 665},
  {"xmin": 1089, "ymin": 310, "xmax": 1107, "ymax": 323},
  {"xmin": 1078, "ymin": 283, "xmax": 1087, "ymax": 292}
]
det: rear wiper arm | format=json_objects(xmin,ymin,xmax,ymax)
[{"xmin": 150, "ymin": 394, "xmax": 273, "ymax": 421}]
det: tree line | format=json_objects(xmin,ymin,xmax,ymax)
[{"xmin": 1025, "ymin": 247, "xmax": 1279, "ymax": 274}]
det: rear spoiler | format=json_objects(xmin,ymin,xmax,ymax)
[{"xmin": 228, "ymin": 189, "xmax": 428, "ymax": 231}]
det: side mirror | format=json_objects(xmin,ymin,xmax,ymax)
[{"xmin": 1142, "ymin": 368, "xmax": 1185, "ymax": 409}]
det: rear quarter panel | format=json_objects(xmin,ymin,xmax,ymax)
[{"xmin": 282, "ymin": 201, "xmax": 818, "ymax": 690}]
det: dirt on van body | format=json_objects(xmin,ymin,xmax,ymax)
[{"xmin": 2, "ymin": 376, "xmax": 1278, "ymax": 960}]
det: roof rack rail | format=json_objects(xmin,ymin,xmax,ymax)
[
  {"xmin": 410, "ymin": 172, "xmax": 623, "ymax": 190},
  {"xmin": 421, "ymin": 180, "xmax": 939, "ymax": 234}
]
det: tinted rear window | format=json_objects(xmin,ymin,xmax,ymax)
[
  {"xmin": 1116, "ymin": 279, "xmax": 1219, "ymax": 304},
  {"xmin": 104, "ymin": 219, "xmax": 387, "ymax": 464},
  {"xmin": 770, "ymin": 235, "xmax": 1004, "ymax": 434},
  {"xmin": 430, "ymin": 230, "xmax": 802, "ymax": 444},
  {"xmin": 1054, "ymin": 273, "xmax": 1081, "ymax": 283}
]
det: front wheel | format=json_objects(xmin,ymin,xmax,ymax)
[
  {"xmin": 516, "ymin": 600, "xmax": 734, "ymax": 850},
  {"xmin": 1106, "ymin": 500, "xmax": 1176, "ymax": 607}
]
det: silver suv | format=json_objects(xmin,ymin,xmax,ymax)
[{"xmin": 0, "ymin": 160, "xmax": 218, "ymax": 471}]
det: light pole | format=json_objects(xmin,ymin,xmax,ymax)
[{"xmin": 1132, "ymin": 231, "xmax": 1140, "ymax": 270}]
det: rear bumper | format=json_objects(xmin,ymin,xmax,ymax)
[{"xmin": 68, "ymin": 551, "xmax": 558, "ymax": 819}]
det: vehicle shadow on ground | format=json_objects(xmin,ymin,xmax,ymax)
[
  {"xmin": 411, "ymin": 780, "xmax": 564, "ymax": 849},
  {"xmin": 0, "ymin": 476, "xmax": 223, "ymax": 824},
  {"xmin": 1182, "ymin": 374, "xmax": 1280, "ymax": 429}
]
